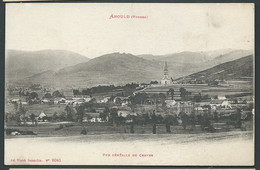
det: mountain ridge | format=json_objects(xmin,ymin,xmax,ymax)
[
  {"xmin": 7, "ymin": 49, "xmax": 253, "ymax": 88},
  {"xmin": 177, "ymin": 55, "xmax": 254, "ymax": 82},
  {"xmin": 6, "ymin": 49, "xmax": 90, "ymax": 81}
]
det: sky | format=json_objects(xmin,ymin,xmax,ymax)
[{"xmin": 6, "ymin": 3, "xmax": 254, "ymax": 58}]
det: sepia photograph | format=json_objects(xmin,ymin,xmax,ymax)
[
  {"xmin": 9, "ymin": 169, "xmax": 257, "ymax": 170},
  {"xmin": 4, "ymin": 3, "xmax": 254, "ymax": 166},
  {"xmin": 10, "ymin": 168, "xmax": 255, "ymax": 170}
]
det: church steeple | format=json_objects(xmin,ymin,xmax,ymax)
[
  {"xmin": 160, "ymin": 61, "xmax": 172, "ymax": 85},
  {"xmin": 164, "ymin": 61, "xmax": 168, "ymax": 75}
]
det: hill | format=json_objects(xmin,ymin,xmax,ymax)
[
  {"xmin": 6, "ymin": 49, "xmax": 90, "ymax": 81},
  {"xmin": 11, "ymin": 50, "xmax": 253, "ymax": 88},
  {"xmin": 21, "ymin": 53, "xmax": 165, "ymax": 88},
  {"xmin": 177, "ymin": 55, "xmax": 253, "ymax": 82},
  {"xmin": 139, "ymin": 49, "xmax": 253, "ymax": 77}
]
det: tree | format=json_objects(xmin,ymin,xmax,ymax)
[
  {"xmin": 168, "ymin": 88, "xmax": 175, "ymax": 100},
  {"xmin": 236, "ymin": 108, "xmax": 242, "ymax": 128},
  {"xmin": 73, "ymin": 89, "xmax": 80, "ymax": 95},
  {"xmin": 151, "ymin": 112, "xmax": 157, "ymax": 123},
  {"xmin": 29, "ymin": 113, "xmax": 36, "ymax": 126},
  {"xmin": 141, "ymin": 113, "xmax": 150, "ymax": 124},
  {"xmin": 208, "ymin": 80, "xmax": 219, "ymax": 86},
  {"xmin": 52, "ymin": 90, "xmax": 63, "ymax": 98},
  {"xmin": 65, "ymin": 105, "xmax": 73, "ymax": 121},
  {"xmin": 110, "ymin": 108, "xmax": 118, "ymax": 126},
  {"xmin": 76, "ymin": 105, "xmax": 85, "ymax": 123},
  {"xmin": 129, "ymin": 93, "xmax": 148, "ymax": 105},
  {"xmin": 59, "ymin": 112, "xmax": 67, "ymax": 121},
  {"xmin": 43, "ymin": 93, "xmax": 52, "ymax": 98},
  {"xmin": 189, "ymin": 112, "xmax": 196, "ymax": 130},
  {"xmin": 152, "ymin": 124, "xmax": 157, "ymax": 134},
  {"xmin": 158, "ymin": 93, "xmax": 166, "ymax": 105},
  {"xmin": 130, "ymin": 123, "xmax": 135, "ymax": 133},
  {"xmin": 29, "ymin": 84, "xmax": 41, "ymax": 90},
  {"xmin": 52, "ymin": 112, "xmax": 59, "ymax": 121},
  {"xmin": 29, "ymin": 92, "xmax": 38, "ymax": 100},
  {"xmin": 200, "ymin": 113, "xmax": 211, "ymax": 131},
  {"xmin": 100, "ymin": 107, "xmax": 109, "ymax": 121},
  {"xmin": 13, "ymin": 102, "xmax": 18, "ymax": 111},
  {"xmin": 213, "ymin": 111, "xmax": 219, "ymax": 122},
  {"xmin": 193, "ymin": 93, "xmax": 202, "ymax": 102},
  {"xmin": 165, "ymin": 122, "xmax": 171, "ymax": 133},
  {"xmin": 16, "ymin": 103, "xmax": 27, "ymax": 125},
  {"xmin": 150, "ymin": 81, "xmax": 158, "ymax": 85},
  {"xmin": 165, "ymin": 116, "xmax": 173, "ymax": 133},
  {"xmin": 180, "ymin": 87, "xmax": 187, "ymax": 100},
  {"xmin": 180, "ymin": 112, "xmax": 189, "ymax": 130}
]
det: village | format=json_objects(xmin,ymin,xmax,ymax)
[{"xmin": 5, "ymin": 62, "xmax": 254, "ymax": 136}]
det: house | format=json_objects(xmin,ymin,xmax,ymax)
[
  {"xmin": 196, "ymin": 101, "xmax": 211, "ymax": 106},
  {"xmin": 11, "ymin": 99, "xmax": 21, "ymax": 103},
  {"xmin": 121, "ymin": 100, "xmax": 129, "ymax": 106},
  {"xmin": 65, "ymin": 99, "xmax": 74, "ymax": 105},
  {"xmin": 37, "ymin": 112, "xmax": 48, "ymax": 122},
  {"xmin": 73, "ymin": 95, "xmax": 89, "ymax": 100},
  {"xmin": 83, "ymin": 115, "xmax": 104, "ymax": 122},
  {"xmin": 194, "ymin": 106, "xmax": 208, "ymax": 115},
  {"xmin": 168, "ymin": 101, "xmax": 194, "ymax": 116},
  {"xmin": 96, "ymin": 96, "xmax": 110, "ymax": 103},
  {"xmin": 95, "ymin": 108, "xmax": 106, "ymax": 113},
  {"xmin": 177, "ymin": 102, "xmax": 194, "ymax": 115},
  {"xmin": 210, "ymin": 100, "xmax": 223, "ymax": 107},
  {"xmin": 84, "ymin": 97, "xmax": 92, "ymax": 102},
  {"xmin": 21, "ymin": 102, "xmax": 28, "ymax": 105},
  {"xmin": 111, "ymin": 106, "xmax": 119, "ymax": 109},
  {"xmin": 113, "ymin": 96, "xmax": 129, "ymax": 105},
  {"xmin": 41, "ymin": 99, "xmax": 50, "ymax": 104},
  {"xmin": 165, "ymin": 99, "xmax": 177, "ymax": 108},
  {"xmin": 38, "ymin": 112, "xmax": 47, "ymax": 119},
  {"xmin": 218, "ymin": 96, "xmax": 227, "ymax": 100},
  {"xmin": 54, "ymin": 97, "xmax": 66, "ymax": 104},
  {"xmin": 89, "ymin": 117, "xmax": 103, "ymax": 122},
  {"xmin": 118, "ymin": 110, "xmax": 137, "ymax": 117},
  {"xmin": 221, "ymin": 100, "xmax": 232, "ymax": 109},
  {"xmin": 210, "ymin": 100, "xmax": 232, "ymax": 109},
  {"xmin": 73, "ymin": 101, "xmax": 84, "ymax": 106}
]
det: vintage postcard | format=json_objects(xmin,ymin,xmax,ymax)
[
  {"xmin": 9, "ymin": 169, "xmax": 257, "ymax": 170},
  {"xmin": 10, "ymin": 169, "xmax": 256, "ymax": 170},
  {"xmin": 5, "ymin": 3, "xmax": 254, "ymax": 166}
]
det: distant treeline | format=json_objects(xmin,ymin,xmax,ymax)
[
  {"xmin": 73, "ymin": 83, "xmax": 139, "ymax": 95},
  {"xmin": 225, "ymin": 93, "xmax": 253, "ymax": 99}
]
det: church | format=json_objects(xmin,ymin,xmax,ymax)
[{"xmin": 160, "ymin": 62, "xmax": 172, "ymax": 85}]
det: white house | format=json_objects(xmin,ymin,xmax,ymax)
[
  {"xmin": 11, "ymin": 99, "xmax": 20, "ymax": 103},
  {"xmin": 21, "ymin": 102, "xmax": 28, "ymax": 105},
  {"xmin": 84, "ymin": 97, "xmax": 92, "ymax": 102},
  {"xmin": 41, "ymin": 99, "xmax": 50, "ymax": 104},
  {"xmin": 218, "ymin": 96, "xmax": 227, "ymax": 100},
  {"xmin": 96, "ymin": 96, "xmax": 110, "ymax": 103},
  {"xmin": 221, "ymin": 100, "xmax": 232, "ymax": 109},
  {"xmin": 165, "ymin": 100, "xmax": 177, "ymax": 108},
  {"xmin": 89, "ymin": 117, "xmax": 103, "ymax": 122},
  {"xmin": 54, "ymin": 97, "xmax": 66, "ymax": 104},
  {"xmin": 37, "ymin": 112, "xmax": 48, "ymax": 122}
]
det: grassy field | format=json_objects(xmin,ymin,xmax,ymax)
[
  {"xmin": 142, "ymin": 82, "xmax": 253, "ymax": 97},
  {"xmin": 5, "ymin": 119, "xmax": 253, "ymax": 138}
]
